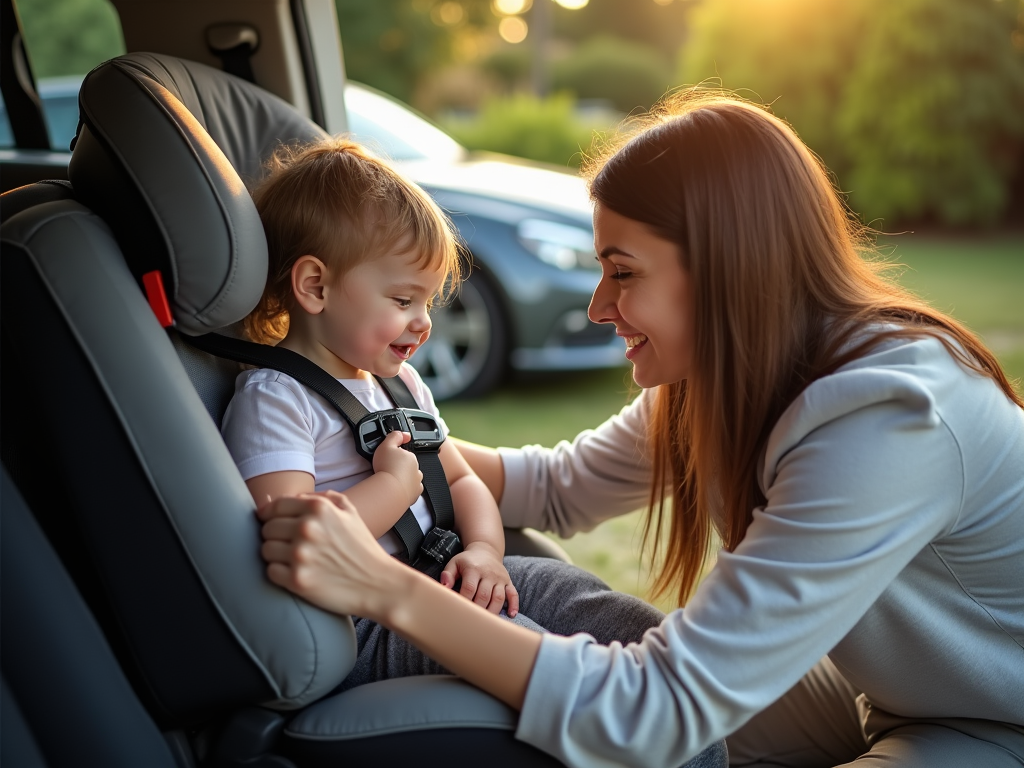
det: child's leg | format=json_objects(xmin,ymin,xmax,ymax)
[
  {"xmin": 503, "ymin": 556, "xmax": 666, "ymax": 645},
  {"xmin": 338, "ymin": 617, "xmax": 449, "ymax": 692},
  {"xmin": 338, "ymin": 609, "xmax": 546, "ymax": 692},
  {"xmin": 339, "ymin": 556, "xmax": 654, "ymax": 692}
]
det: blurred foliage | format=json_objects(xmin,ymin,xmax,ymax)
[
  {"xmin": 441, "ymin": 92, "xmax": 597, "ymax": 167},
  {"xmin": 335, "ymin": 0, "xmax": 494, "ymax": 104},
  {"xmin": 336, "ymin": 0, "xmax": 692, "ymax": 104},
  {"xmin": 16, "ymin": 0, "xmax": 124, "ymax": 79},
  {"xmin": 680, "ymin": 0, "xmax": 1024, "ymax": 227},
  {"xmin": 551, "ymin": 0, "xmax": 694, "ymax": 62},
  {"xmin": 679, "ymin": 0, "xmax": 865, "ymax": 182},
  {"xmin": 838, "ymin": 0, "xmax": 1024, "ymax": 226},
  {"xmin": 551, "ymin": 35, "xmax": 672, "ymax": 113},
  {"xmin": 482, "ymin": 46, "xmax": 533, "ymax": 92}
]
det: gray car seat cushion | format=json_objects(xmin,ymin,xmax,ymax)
[
  {"xmin": 169, "ymin": 328, "xmax": 244, "ymax": 426},
  {"xmin": 112, "ymin": 53, "xmax": 328, "ymax": 187},
  {"xmin": 2, "ymin": 200, "xmax": 356, "ymax": 709},
  {"xmin": 286, "ymin": 676, "xmax": 517, "ymax": 740}
]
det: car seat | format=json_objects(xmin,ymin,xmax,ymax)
[
  {"xmin": 1, "ymin": 467, "xmax": 179, "ymax": 768},
  {"xmin": 0, "ymin": 52, "xmax": 567, "ymax": 767}
]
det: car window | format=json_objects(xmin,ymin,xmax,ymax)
[
  {"xmin": 345, "ymin": 83, "xmax": 464, "ymax": 164},
  {"xmin": 7, "ymin": 0, "xmax": 124, "ymax": 151}
]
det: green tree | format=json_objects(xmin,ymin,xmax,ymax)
[
  {"xmin": 678, "ymin": 0, "xmax": 867, "ymax": 181},
  {"xmin": 679, "ymin": 0, "xmax": 1024, "ymax": 227},
  {"xmin": 838, "ymin": 0, "xmax": 1024, "ymax": 226},
  {"xmin": 441, "ymin": 92, "xmax": 596, "ymax": 167},
  {"xmin": 16, "ymin": 0, "xmax": 123, "ymax": 79},
  {"xmin": 552, "ymin": 35, "xmax": 672, "ymax": 113},
  {"xmin": 552, "ymin": 0, "xmax": 693, "ymax": 62},
  {"xmin": 335, "ymin": 0, "xmax": 494, "ymax": 104}
]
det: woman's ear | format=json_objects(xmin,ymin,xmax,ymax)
[{"xmin": 291, "ymin": 256, "xmax": 329, "ymax": 315}]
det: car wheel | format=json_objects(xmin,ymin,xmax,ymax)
[{"xmin": 411, "ymin": 270, "xmax": 507, "ymax": 400}]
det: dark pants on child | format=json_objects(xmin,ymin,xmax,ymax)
[
  {"xmin": 340, "ymin": 555, "xmax": 664, "ymax": 688},
  {"xmin": 339, "ymin": 555, "xmax": 729, "ymax": 768}
]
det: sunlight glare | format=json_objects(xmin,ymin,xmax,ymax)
[
  {"xmin": 494, "ymin": 0, "xmax": 531, "ymax": 15},
  {"xmin": 498, "ymin": 15, "xmax": 529, "ymax": 42},
  {"xmin": 433, "ymin": 1, "xmax": 465, "ymax": 26}
]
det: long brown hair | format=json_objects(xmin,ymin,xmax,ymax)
[
  {"xmin": 586, "ymin": 90, "xmax": 1022, "ymax": 606},
  {"xmin": 246, "ymin": 137, "xmax": 462, "ymax": 344}
]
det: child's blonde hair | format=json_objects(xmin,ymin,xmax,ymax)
[{"xmin": 245, "ymin": 137, "xmax": 463, "ymax": 344}]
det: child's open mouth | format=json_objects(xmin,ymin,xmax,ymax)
[{"xmin": 390, "ymin": 344, "xmax": 414, "ymax": 360}]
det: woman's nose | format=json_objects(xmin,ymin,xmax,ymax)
[{"xmin": 588, "ymin": 276, "xmax": 618, "ymax": 325}]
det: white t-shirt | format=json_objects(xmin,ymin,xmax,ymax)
[{"xmin": 221, "ymin": 363, "xmax": 448, "ymax": 555}]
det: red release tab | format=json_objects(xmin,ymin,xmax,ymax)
[{"xmin": 142, "ymin": 270, "xmax": 174, "ymax": 328}]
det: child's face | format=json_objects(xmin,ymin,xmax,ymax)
[{"xmin": 321, "ymin": 247, "xmax": 443, "ymax": 379}]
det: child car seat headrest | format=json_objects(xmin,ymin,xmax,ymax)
[
  {"xmin": 68, "ymin": 53, "xmax": 327, "ymax": 336},
  {"xmin": 101, "ymin": 53, "xmax": 329, "ymax": 185}
]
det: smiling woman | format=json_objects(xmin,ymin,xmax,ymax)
[{"xmin": 256, "ymin": 89, "xmax": 1024, "ymax": 768}]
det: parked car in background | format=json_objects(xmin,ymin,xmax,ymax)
[
  {"xmin": 346, "ymin": 82, "xmax": 624, "ymax": 399},
  {"xmin": 1, "ymin": 77, "xmax": 624, "ymax": 400}
]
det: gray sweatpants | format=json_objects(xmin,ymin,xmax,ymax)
[
  {"xmin": 727, "ymin": 656, "xmax": 1024, "ymax": 767},
  {"xmin": 339, "ymin": 555, "xmax": 728, "ymax": 768},
  {"xmin": 340, "ymin": 555, "xmax": 665, "ymax": 689}
]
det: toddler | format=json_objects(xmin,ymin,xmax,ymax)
[{"xmin": 222, "ymin": 138, "xmax": 537, "ymax": 688}]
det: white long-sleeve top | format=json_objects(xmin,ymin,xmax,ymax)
[{"xmin": 498, "ymin": 334, "xmax": 1024, "ymax": 768}]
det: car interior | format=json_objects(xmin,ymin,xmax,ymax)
[{"xmin": 0, "ymin": 3, "xmax": 577, "ymax": 766}]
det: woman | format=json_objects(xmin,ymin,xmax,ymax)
[{"xmin": 257, "ymin": 92, "xmax": 1024, "ymax": 767}]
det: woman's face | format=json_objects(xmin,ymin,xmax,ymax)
[{"xmin": 589, "ymin": 203, "xmax": 695, "ymax": 388}]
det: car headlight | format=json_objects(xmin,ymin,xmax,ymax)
[{"xmin": 517, "ymin": 218, "xmax": 599, "ymax": 271}]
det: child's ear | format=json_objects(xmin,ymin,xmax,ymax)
[{"xmin": 291, "ymin": 256, "xmax": 329, "ymax": 315}]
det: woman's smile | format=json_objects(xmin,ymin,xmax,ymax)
[
  {"xmin": 623, "ymin": 333, "xmax": 648, "ymax": 359},
  {"xmin": 589, "ymin": 204, "xmax": 695, "ymax": 388}
]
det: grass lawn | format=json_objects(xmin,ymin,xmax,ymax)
[
  {"xmin": 441, "ymin": 233, "xmax": 1024, "ymax": 612},
  {"xmin": 876, "ymin": 234, "xmax": 1024, "ymax": 383}
]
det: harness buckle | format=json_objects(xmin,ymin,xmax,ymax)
[
  {"xmin": 411, "ymin": 527, "xmax": 463, "ymax": 580},
  {"xmin": 355, "ymin": 408, "xmax": 445, "ymax": 461}
]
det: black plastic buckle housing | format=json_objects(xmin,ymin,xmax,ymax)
[
  {"xmin": 411, "ymin": 527, "xmax": 463, "ymax": 580},
  {"xmin": 355, "ymin": 408, "xmax": 445, "ymax": 460}
]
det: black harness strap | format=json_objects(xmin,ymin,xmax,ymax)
[
  {"xmin": 374, "ymin": 375, "xmax": 454, "ymax": 533},
  {"xmin": 184, "ymin": 333, "xmax": 454, "ymax": 560}
]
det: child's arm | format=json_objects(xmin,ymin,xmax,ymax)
[
  {"xmin": 246, "ymin": 431, "xmax": 423, "ymax": 539},
  {"xmin": 447, "ymin": 437, "xmax": 505, "ymax": 502},
  {"xmin": 438, "ymin": 440, "xmax": 520, "ymax": 617}
]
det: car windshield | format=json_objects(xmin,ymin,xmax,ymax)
[{"xmin": 345, "ymin": 83, "xmax": 465, "ymax": 164}]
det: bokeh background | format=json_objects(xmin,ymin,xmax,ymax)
[{"xmin": 17, "ymin": 0, "xmax": 1024, "ymax": 609}]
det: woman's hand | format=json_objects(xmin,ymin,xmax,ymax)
[
  {"xmin": 257, "ymin": 491, "xmax": 410, "ymax": 619},
  {"xmin": 258, "ymin": 492, "xmax": 540, "ymax": 712},
  {"xmin": 440, "ymin": 543, "xmax": 520, "ymax": 617},
  {"xmin": 372, "ymin": 431, "xmax": 423, "ymax": 508}
]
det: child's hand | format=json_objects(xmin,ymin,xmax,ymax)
[
  {"xmin": 372, "ymin": 431, "xmax": 423, "ymax": 508},
  {"xmin": 440, "ymin": 544, "xmax": 520, "ymax": 617}
]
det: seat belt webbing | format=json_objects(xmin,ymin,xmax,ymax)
[{"xmin": 184, "ymin": 333, "xmax": 453, "ymax": 559}]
